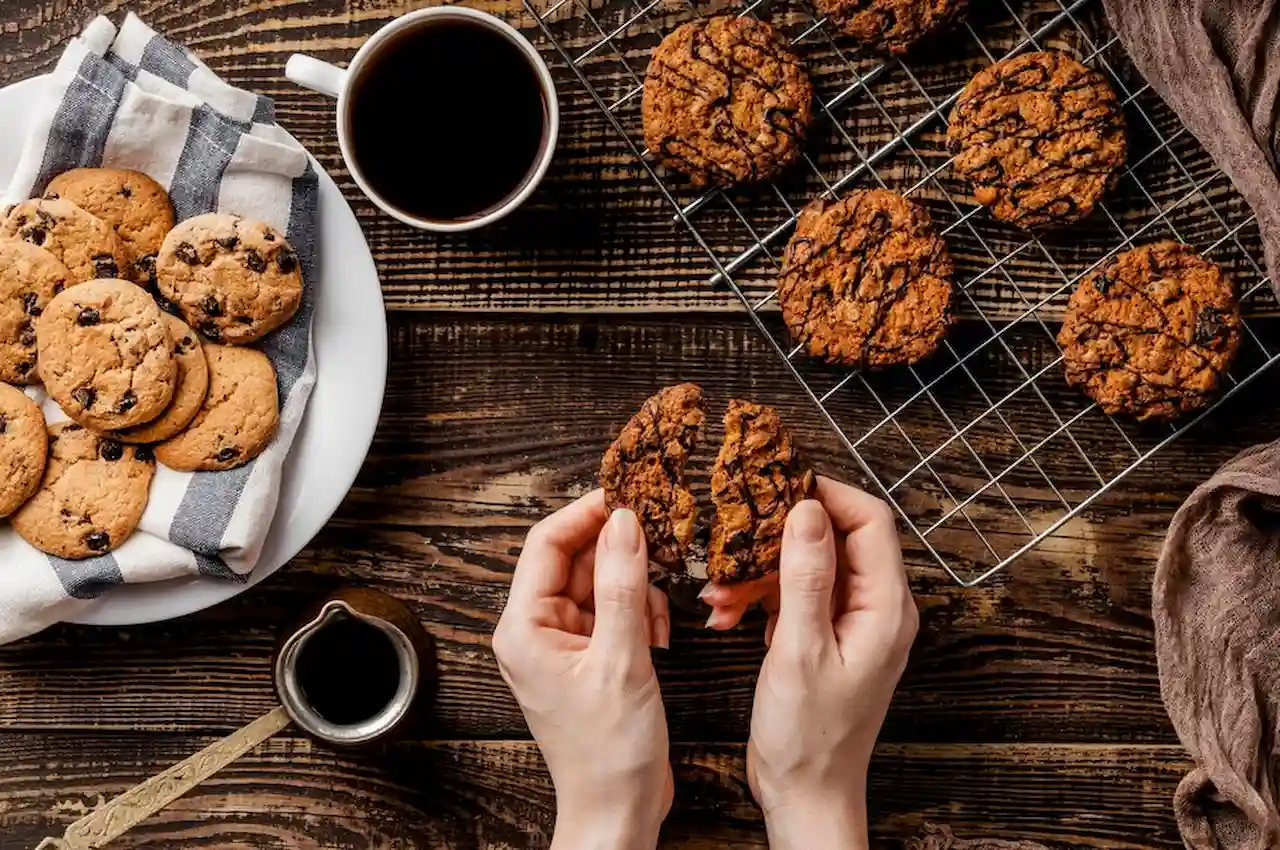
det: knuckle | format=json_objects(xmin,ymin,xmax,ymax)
[
  {"xmin": 785, "ymin": 564, "xmax": 833, "ymax": 597},
  {"xmin": 595, "ymin": 578, "xmax": 643, "ymax": 609},
  {"xmin": 868, "ymin": 497, "xmax": 896, "ymax": 527}
]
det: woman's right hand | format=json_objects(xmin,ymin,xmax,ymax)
[{"xmin": 707, "ymin": 477, "xmax": 918, "ymax": 850}]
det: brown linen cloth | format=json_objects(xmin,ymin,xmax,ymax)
[
  {"xmin": 1100, "ymin": 2, "xmax": 1280, "ymax": 849},
  {"xmin": 905, "ymin": 824, "xmax": 1049, "ymax": 850}
]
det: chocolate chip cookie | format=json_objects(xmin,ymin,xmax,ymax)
[
  {"xmin": 948, "ymin": 50, "xmax": 1127, "ymax": 230},
  {"xmin": 642, "ymin": 16, "xmax": 814, "ymax": 188},
  {"xmin": 1057, "ymin": 241, "xmax": 1241, "ymax": 422},
  {"xmin": 0, "ymin": 198, "xmax": 129, "ymax": 284},
  {"xmin": 12, "ymin": 422, "xmax": 154, "ymax": 559},
  {"xmin": 44, "ymin": 168, "xmax": 175, "ymax": 287},
  {"xmin": 0, "ymin": 384, "xmax": 48, "ymax": 518},
  {"xmin": 156, "ymin": 213, "xmax": 302, "ymax": 345},
  {"xmin": 707, "ymin": 399, "xmax": 814, "ymax": 583},
  {"xmin": 154, "ymin": 344, "xmax": 279, "ymax": 471},
  {"xmin": 37, "ymin": 278, "xmax": 177, "ymax": 431},
  {"xmin": 600, "ymin": 383, "xmax": 706, "ymax": 570},
  {"xmin": 112, "ymin": 313, "xmax": 210, "ymax": 444},
  {"xmin": 816, "ymin": 0, "xmax": 967, "ymax": 55},
  {"xmin": 778, "ymin": 189, "xmax": 955, "ymax": 367},
  {"xmin": 0, "ymin": 238, "xmax": 72, "ymax": 384}
]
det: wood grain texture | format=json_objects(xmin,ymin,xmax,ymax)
[
  {"xmin": 0, "ymin": 735, "xmax": 1190, "ymax": 849},
  {"xmin": 0, "ymin": 0, "xmax": 1269, "ymax": 316}
]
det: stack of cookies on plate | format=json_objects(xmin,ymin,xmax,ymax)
[
  {"xmin": 641, "ymin": 11, "xmax": 1242, "ymax": 424},
  {"xmin": 0, "ymin": 168, "xmax": 301, "ymax": 559}
]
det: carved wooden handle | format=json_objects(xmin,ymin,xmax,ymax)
[{"xmin": 35, "ymin": 706, "xmax": 292, "ymax": 850}]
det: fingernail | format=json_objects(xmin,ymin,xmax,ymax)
[
  {"xmin": 704, "ymin": 611, "xmax": 720, "ymax": 629},
  {"xmin": 697, "ymin": 582, "xmax": 716, "ymax": 601},
  {"xmin": 654, "ymin": 616, "xmax": 670, "ymax": 650},
  {"xmin": 606, "ymin": 508, "xmax": 643, "ymax": 555},
  {"xmin": 789, "ymin": 501, "xmax": 827, "ymax": 544}
]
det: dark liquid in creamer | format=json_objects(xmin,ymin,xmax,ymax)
[
  {"xmin": 348, "ymin": 19, "xmax": 548, "ymax": 222},
  {"xmin": 296, "ymin": 616, "xmax": 401, "ymax": 726}
]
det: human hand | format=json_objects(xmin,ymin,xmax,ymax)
[
  {"xmin": 493, "ymin": 490, "xmax": 673, "ymax": 850},
  {"xmin": 701, "ymin": 477, "xmax": 917, "ymax": 850}
]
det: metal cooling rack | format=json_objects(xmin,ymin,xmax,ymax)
[{"xmin": 524, "ymin": 0, "xmax": 1279, "ymax": 585}]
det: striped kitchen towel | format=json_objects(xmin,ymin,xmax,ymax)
[{"xmin": 0, "ymin": 14, "xmax": 319, "ymax": 643}]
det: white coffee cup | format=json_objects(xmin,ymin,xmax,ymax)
[{"xmin": 285, "ymin": 6, "xmax": 559, "ymax": 233}]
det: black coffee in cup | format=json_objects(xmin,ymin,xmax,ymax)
[{"xmin": 346, "ymin": 19, "xmax": 549, "ymax": 224}]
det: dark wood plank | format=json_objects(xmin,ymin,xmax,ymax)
[
  {"xmin": 4, "ymin": 313, "xmax": 1273, "ymax": 742},
  {"xmin": 0, "ymin": 0, "xmax": 1268, "ymax": 318},
  {"xmin": 0, "ymin": 734, "xmax": 1189, "ymax": 849}
]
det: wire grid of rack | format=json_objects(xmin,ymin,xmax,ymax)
[{"xmin": 524, "ymin": 0, "xmax": 1279, "ymax": 586}]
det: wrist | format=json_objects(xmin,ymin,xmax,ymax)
[
  {"xmin": 762, "ymin": 791, "xmax": 869, "ymax": 850},
  {"xmin": 552, "ymin": 802, "xmax": 664, "ymax": 850}
]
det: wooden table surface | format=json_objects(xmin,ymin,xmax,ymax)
[{"xmin": 1, "ymin": 0, "xmax": 1275, "ymax": 847}]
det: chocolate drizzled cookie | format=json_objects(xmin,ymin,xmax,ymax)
[
  {"xmin": 778, "ymin": 189, "xmax": 955, "ymax": 367},
  {"xmin": 707, "ymin": 400, "xmax": 814, "ymax": 584},
  {"xmin": 642, "ymin": 16, "xmax": 814, "ymax": 188},
  {"xmin": 1058, "ymin": 241, "xmax": 1241, "ymax": 422},
  {"xmin": 948, "ymin": 51, "xmax": 1127, "ymax": 230}
]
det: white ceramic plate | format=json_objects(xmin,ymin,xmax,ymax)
[{"xmin": 0, "ymin": 76, "xmax": 387, "ymax": 626}]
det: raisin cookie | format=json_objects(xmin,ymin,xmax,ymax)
[
  {"xmin": 37, "ymin": 279, "xmax": 177, "ymax": 431},
  {"xmin": 0, "ymin": 238, "xmax": 72, "ymax": 384},
  {"xmin": 1057, "ymin": 241, "xmax": 1241, "ymax": 422},
  {"xmin": 12, "ymin": 422, "xmax": 154, "ymax": 559},
  {"xmin": 707, "ymin": 400, "xmax": 815, "ymax": 583},
  {"xmin": 0, "ymin": 384, "xmax": 48, "ymax": 518},
  {"xmin": 112, "ymin": 313, "xmax": 210, "ymax": 444},
  {"xmin": 642, "ymin": 16, "xmax": 814, "ymax": 188},
  {"xmin": 817, "ymin": 0, "xmax": 967, "ymax": 55},
  {"xmin": 778, "ymin": 189, "xmax": 955, "ymax": 367},
  {"xmin": 948, "ymin": 51, "xmax": 1127, "ymax": 230},
  {"xmin": 156, "ymin": 213, "xmax": 302, "ymax": 345},
  {"xmin": 600, "ymin": 383, "xmax": 706, "ymax": 570},
  {"xmin": 44, "ymin": 168, "xmax": 175, "ymax": 288},
  {"xmin": 155, "ymin": 344, "xmax": 279, "ymax": 471},
  {"xmin": 1, "ymin": 198, "xmax": 129, "ymax": 284}
]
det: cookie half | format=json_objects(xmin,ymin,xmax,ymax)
[
  {"xmin": 111, "ymin": 313, "xmax": 210, "ymax": 444},
  {"xmin": 778, "ymin": 189, "xmax": 954, "ymax": 366},
  {"xmin": 948, "ymin": 50, "xmax": 1127, "ymax": 230},
  {"xmin": 0, "ymin": 384, "xmax": 48, "ymax": 518},
  {"xmin": 37, "ymin": 278, "xmax": 177, "ymax": 431},
  {"xmin": 642, "ymin": 16, "xmax": 813, "ymax": 188},
  {"xmin": 817, "ymin": 0, "xmax": 967, "ymax": 55},
  {"xmin": 156, "ymin": 213, "xmax": 302, "ymax": 345},
  {"xmin": 155, "ymin": 344, "xmax": 279, "ymax": 471},
  {"xmin": 12, "ymin": 422, "xmax": 154, "ymax": 559},
  {"xmin": 600, "ymin": 383, "xmax": 706, "ymax": 570},
  {"xmin": 1058, "ymin": 241, "xmax": 1240, "ymax": 422},
  {"xmin": 0, "ymin": 238, "xmax": 72, "ymax": 384},
  {"xmin": 707, "ymin": 400, "xmax": 814, "ymax": 584},
  {"xmin": 1, "ymin": 198, "xmax": 129, "ymax": 284},
  {"xmin": 45, "ymin": 168, "xmax": 175, "ymax": 288}
]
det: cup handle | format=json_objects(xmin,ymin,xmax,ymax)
[{"xmin": 285, "ymin": 54, "xmax": 347, "ymax": 99}]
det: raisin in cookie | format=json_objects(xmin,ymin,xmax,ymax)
[
  {"xmin": 1, "ymin": 198, "xmax": 128, "ymax": 284},
  {"xmin": 778, "ymin": 190, "xmax": 955, "ymax": 367},
  {"xmin": 600, "ymin": 383, "xmax": 706, "ymax": 570},
  {"xmin": 1058, "ymin": 241, "xmax": 1241, "ymax": 422},
  {"xmin": 112, "ymin": 313, "xmax": 209, "ymax": 444},
  {"xmin": 37, "ymin": 278, "xmax": 177, "ymax": 431},
  {"xmin": 817, "ymin": 0, "xmax": 967, "ymax": 55},
  {"xmin": 707, "ymin": 400, "xmax": 814, "ymax": 583},
  {"xmin": 948, "ymin": 51, "xmax": 1127, "ymax": 230},
  {"xmin": 45, "ymin": 168, "xmax": 175, "ymax": 288},
  {"xmin": 0, "ymin": 384, "xmax": 48, "ymax": 517},
  {"xmin": 155, "ymin": 344, "xmax": 279, "ymax": 471},
  {"xmin": 0, "ymin": 238, "xmax": 72, "ymax": 384},
  {"xmin": 12, "ymin": 422, "xmax": 154, "ymax": 559},
  {"xmin": 642, "ymin": 16, "xmax": 813, "ymax": 188},
  {"xmin": 156, "ymin": 213, "xmax": 302, "ymax": 345}
]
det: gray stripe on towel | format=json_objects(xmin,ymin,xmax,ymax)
[
  {"xmin": 33, "ymin": 52, "xmax": 130, "ymax": 193},
  {"xmin": 138, "ymin": 33, "xmax": 199, "ymax": 88},
  {"xmin": 48, "ymin": 554, "xmax": 124, "ymax": 600},
  {"xmin": 166, "ymin": 104, "xmax": 241, "ymax": 223}
]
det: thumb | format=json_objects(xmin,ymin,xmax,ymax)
[
  {"xmin": 774, "ymin": 500, "xmax": 837, "ymax": 647},
  {"xmin": 590, "ymin": 508, "xmax": 652, "ymax": 659}
]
